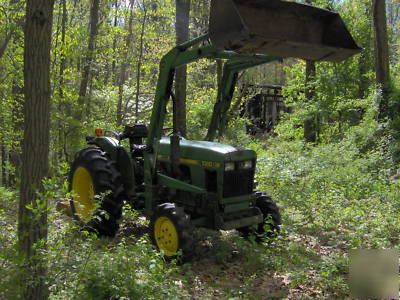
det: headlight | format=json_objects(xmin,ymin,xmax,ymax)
[
  {"xmin": 239, "ymin": 160, "xmax": 253, "ymax": 169},
  {"xmin": 225, "ymin": 162, "xmax": 235, "ymax": 171}
]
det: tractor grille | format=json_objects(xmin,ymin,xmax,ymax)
[{"xmin": 223, "ymin": 168, "xmax": 254, "ymax": 198}]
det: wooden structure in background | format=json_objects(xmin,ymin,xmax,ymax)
[{"xmin": 242, "ymin": 84, "xmax": 291, "ymax": 134}]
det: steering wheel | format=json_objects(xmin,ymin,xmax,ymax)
[{"xmin": 106, "ymin": 130, "xmax": 123, "ymax": 140}]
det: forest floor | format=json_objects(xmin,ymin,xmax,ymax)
[
  {"xmin": 60, "ymin": 208, "xmax": 351, "ymax": 299},
  {"xmin": 2, "ymin": 125, "xmax": 399, "ymax": 298},
  {"xmin": 168, "ymin": 230, "xmax": 346, "ymax": 299},
  {"xmin": 1, "ymin": 196, "xmax": 349, "ymax": 299}
]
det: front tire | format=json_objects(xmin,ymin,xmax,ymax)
[
  {"xmin": 69, "ymin": 147, "xmax": 124, "ymax": 236},
  {"xmin": 238, "ymin": 193, "xmax": 281, "ymax": 240},
  {"xmin": 150, "ymin": 203, "xmax": 194, "ymax": 259}
]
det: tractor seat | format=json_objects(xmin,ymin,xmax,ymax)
[
  {"xmin": 131, "ymin": 144, "xmax": 147, "ymax": 157},
  {"xmin": 121, "ymin": 123, "xmax": 148, "ymax": 142}
]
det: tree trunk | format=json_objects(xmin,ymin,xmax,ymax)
[
  {"xmin": 70, "ymin": 0, "xmax": 100, "ymax": 157},
  {"xmin": 57, "ymin": 0, "xmax": 68, "ymax": 161},
  {"xmin": 358, "ymin": 4, "xmax": 372, "ymax": 99},
  {"xmin": 174, "ymin": 0, "xmax": 190, "ymax": 137},
  {"xmin": 0, "ymin": 34, "xmax": 12, "ymax": 59},
  {"xmin": 77, "ymin": 0, "xmax": 100, "ymax": 118},
  {"xmin": 304, "ymin": 0, "xmax": 317, "ymax": 143},
  {"xmin": 0, "ymin": 144, "xmax": 7, "ymax": 187},
  {"xmin": 10, "ymin": 81, "xmax": 24, "ymax": 186},
  {"xmin": 18, "ymin": 0, "xmax": 54, "ymax": 299},
  {"xmin": 0, "ymin": 0, "xmax": 25, "ymax": 59},
  {"xmin": 372, "ymin": 0, "xmax": 390, "ymax": 120},
  {"xmin": 0, "ymin": 144, "xmax": 2, "ymax": 186},
  {"xmin": 109, "ymin": 0, "xmax": 119, "ymax": 86},
  {"xmin": 387, "ymin": 0, "xmax": 400, "ymax": 26},
  {"xmin": 134, "ymin": 2, "xmax": 148, "ymax": 121},
  {"xmin": 358, "ymin": 52, "xmax": 368, "ymax": 99},
  {"xmin": 4, "ymin": 148, "xmax": 9, "ymax": 187},
  {"xmin": 0, "ymin": 101, "xmax": 5, "ymax": 186},
  {"xmin": 117, "ymin": 0, "xmax": 135, "ymax": 126},
  {"xmin": 304, "ymin": 60, "xmax": 317, "ymax": 143},
  {"xmin": 59, "ymin": 0, "xmax": 67, "ymax": 99},
  {"xmin": 216, "ymin": 59, "xmax": 223, "ymax": 88}
]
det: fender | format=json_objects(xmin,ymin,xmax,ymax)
[
  {"xmin": 89, "ymin": 137, "xmax": 119, "ymax": 160},
  {"xmin": 89, "ymin": 137, "xmax": 136, "ymax": 197}
]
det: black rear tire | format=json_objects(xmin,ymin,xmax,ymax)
[
  {"xmin": 69, "ymin": 147, "xmax": 124, "ymax": 236},
  {"xmin": 238, "ymin": 193, "xmax": 281, "ymax": 241}
]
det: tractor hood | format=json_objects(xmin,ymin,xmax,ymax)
[{"xmin": 158, "ymin": 137, "xmax": 256, "ymax": 162}]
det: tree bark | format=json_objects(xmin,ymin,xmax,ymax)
[
  {"xmin": 109, "ymin": 0, "xmax": 119, "ymax": 86},
  {"xmin": 134, "ymin": 2, "xmax": 148, "ymax": 121},
  {"xmin": 358, "ymin": 52, "xmax": 368, "ymax": 99},
  {"xmin": 18, "ymin": 0, "xmax": 54, "ymax": 299},
  {"xmin": 0, "ymin": 0, "xmax": 25, "ymax": 59},
  {"xmin": 174, "ymin": 0, "xmax": 190, "ymax": 137},
  {"xmin": 59, "ymin": 0, "xmax": 67, "ymax": 98},
  {"xmin": 0, "ymin": 34, "xmax": 12, "ymax": 59},
  {"xmin": 10, "ymin": 81, "xmax": 24, "ymax": 186},
  {"xmin": 358, "ymin": 4, "xmax": 372, "ymax": 99},
  {"xmin": 0, "ymin": 98, "xmax": 5, "ymax": 187},
  {"xmin": 117, "ymin": 0, "xmax": 135, "ymax": 126},
  {"xmin": 0, "ymin": 144, "xmax": 2, "ymax": 187},
  {"xmin": 77, "ymin": 0, "xmax": 100, "ymax": 118},
  {"xmin": 372, "ymin": 0, "xmax": 390, "ymax": 120},
  {"xmin": 387, "ymin": 0, "xmax": 400, "ymax": 26},
  {"xmin": 304, "ymin": 0, "xmax": 317, "ymax": 143},
  {"xmin": 216, "ymin": 59, "xmax": 223, "ymax": 88},
  {"xmin": 0, "ymin": 144, "xmax": 7, "ymax": 187},
  {"xmin": 69, "ymin": 0, "xmax": 100, "ymax": 156},
  {"xmin": 57, "ymin": 0, "xmax": 68, "ymax": 161},
  {"xmin": 304, "ymin": 60, "xmax": 317, "ymax": 143}
]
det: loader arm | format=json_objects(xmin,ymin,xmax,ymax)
[
  {"xmin": 143, "ymin": 0, "xmax": 360, "ymax": 215},
  {"xmin": 146, "ymin": 34, "xmax": 280, "ymax": 150},
  {"xmin": 144, "ymin": 34, "xmax": 281, "ymax": 215},
  {"xmin": 68, "ymin": 0, "xmax": 361, "ymax": 257},
  {"xmin": 205, "ymin": 56, "xmax": 280, "ymax": 141}
]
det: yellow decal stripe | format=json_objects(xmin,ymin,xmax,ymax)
[
  {"xmin": 180, "ymin": 158, "xmax": 200, "ymax": 165},
  {"xmin": 157, "ymin": 154, "xmax": 170, "ymax": 160},
  {"xmin": 157, "ymin": 154, "xmax": 221, "ymax": 168}
]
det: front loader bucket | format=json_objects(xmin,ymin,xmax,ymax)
[{"xmin": 209, "ymin": 0, "xmax": 361, "ymax": 62}]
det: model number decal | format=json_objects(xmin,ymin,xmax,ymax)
[
  {"xmin": 201, "ymin": 161, "xmax": 221, "ymax": 168},
  {"xmin": 157, "ymin": 155, "xmax": 221, "ymax": 168}
]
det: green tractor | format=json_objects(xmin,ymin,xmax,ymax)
[{"xmin": 68, "ymin": 0, "xmax": 360, "ymax": 257}]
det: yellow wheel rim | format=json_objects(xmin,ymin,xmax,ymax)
[
  {"xmin": 71, "ymin": 167, "xmax": 95, "ymax": 223},
  {"xmin": 154, "ymin": 216, "xmax": 179, "ymax": 256}
]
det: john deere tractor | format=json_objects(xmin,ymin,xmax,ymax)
[{"xmin": 69, "ymin": 0, "xmax": 360, "ymax": 257}]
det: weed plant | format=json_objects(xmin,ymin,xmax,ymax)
[{"xmin": 1, "ymin": 88, "xmax": 400, "ymax": 298}]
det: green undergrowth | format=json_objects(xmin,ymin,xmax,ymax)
[
  {"xmin": 0, "ymin": 187, "xmax": 18, "ymax": 298},
  {"xmin": 0, "ymin": 188, "xmax": 356, "ymax": 299},
  {"xmin": 1, "ymin": 104, "xmax": 400, "ymax": 298},
  {"xmin": 0, "ymin": 201, "xmax": 183, "ymax": 299},
  {"xmin": 46, "ymin": 230, "xmax": 182, "ymax": 299},
  {"xmin": 0, "ymin": 190, "xmax": 349, "ymax": 299},
  {"xmin": 254, "ymin": 116, "xmax": 400, "ymax": 248},
  {"xmin": 241, "ymin": 109, "xmax": 400, "ymax": 296}
]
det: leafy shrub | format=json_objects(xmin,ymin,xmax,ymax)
[
  {"xmin": 47, "ymin": 216, "xmax": 182, "ymax": 299},
  {"xmin": 256, "ymin": 111, "xmax": 400, "ymax": 248}
]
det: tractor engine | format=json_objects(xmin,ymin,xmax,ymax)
[{"xmin": 156, "ymin": 137, "xmax": 266, "ymax": 230}]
